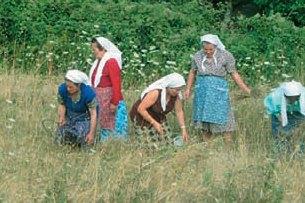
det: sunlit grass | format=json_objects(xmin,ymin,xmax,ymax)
[{"xmin": 1, "ymin": 73, "xmax": 305, "ymax": 201}]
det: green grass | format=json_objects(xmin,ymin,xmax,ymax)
[{"xmin": 1, "ymin": 73, "xmax": 305, "ymax": 202}]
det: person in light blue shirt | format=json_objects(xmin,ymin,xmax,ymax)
[{"xmin": 264, "ymin": 81, "xmax": 305, "ymax": 151}]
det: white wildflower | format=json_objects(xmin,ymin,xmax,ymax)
[
  {"xmin": 281, "ymin": 73, "xmax": 291, "ymax": 78},
  {"xmin": 8, "ymin": 118, "xmax": 16, "ymax": 123},
  {"xmin": 86, "ymin": 58, "xmax": 93, "ymax": 64},
  {"xmin": 133, "ymin": 53, "xmax": 140, "ymax": 58},
  {"xmin": 152, "ymin": 61, "xmax": 160, "ymax": 66},
  {"xmin": 149, "ymin": 46, "xmax": 156, "ymax": 50},
  {"xmin": 166, "ymin": 61, "xmax": 176, "ymax": 66},
  {"xmin": 6, "ymin": 99, "xmax": 13, "ymax": 104},
  {"xmin": 264, "ymin": 61, "xmax": 270, "ymax": 65}
]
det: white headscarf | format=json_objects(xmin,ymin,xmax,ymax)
[
  {"xmin": 141, "ymin": 73, "xmax": 186, "ymax": 111},
  {"xmin": 89, "ymin": 37, "xmax": 122, "ymax": 87},
  {"xmin": 280, "ymin": 81, "xmax": 305, "ymax": 126},
  {"xmin": 201, "ymin": 34, "xmax": 225, "ymax": 51},
  {"xmin": 200, "ymin": 34, "xmax": 226, "ymax": 72},
  {"xmin": 65, "ymin": 69, "xmax": 89, "ymax": 85}
]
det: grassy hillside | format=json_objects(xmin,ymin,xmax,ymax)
[{"xmin": 1, "ymin": 73, "xmax": 305, "ymax": 201}]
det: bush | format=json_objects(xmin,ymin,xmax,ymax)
[{"xmin": 0, "ymin": 0, "xmax": 304, "ymax": 86}]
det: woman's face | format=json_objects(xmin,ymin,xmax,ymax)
[
  {"xmin": 203, "ymin": 43, "xmax": 216, "ymax": 58},
  {"xmin": 91, "ymin": 42, "xmax": 106, "ymax": 59},
  {"xmin": 285, "ymin": 95, "xmax": 300, "ymax": 104},
  {"xmin": 66, "ymin": 80, "xmax": 80, "ymax": 95},
  {"xmin": 167, "ymin": 87, "xmax": 183, "ymax": 97}
]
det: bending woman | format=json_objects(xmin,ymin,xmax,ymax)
[
  {"xmin": 56, "ymin": 70, "xmax": 97, "ymax": 146},
  {"xmin": 264, "ymin": 81, "xmax": 305, "ymax": 150},
  {"xmin": 130, "ymin": 73, "xmax": 189, "ymax": 142}
]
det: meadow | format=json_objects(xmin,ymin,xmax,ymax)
[
  {"xmin": 1, "ymin": 0, "xmax": 305, "ymax": 201},
  {"xmin": 1, "ymin": 73, "xmax": 305, "ymax": 202}
]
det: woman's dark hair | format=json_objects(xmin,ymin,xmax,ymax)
[{"xmin": 91, "ymin": 37, "xmax": 104, "ymax": 51}]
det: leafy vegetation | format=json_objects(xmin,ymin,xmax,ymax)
[{"xmin": 0, "ymin": 0, "xmax": 304, "ymax": 86}]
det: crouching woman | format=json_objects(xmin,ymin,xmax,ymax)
[
  {"xmin": 264, "ymin": 81, "xmax": 305, "ymax": 151},
  {"xmin": 56, "ymin": 70, "xmax": 97, "ymax": 146},
  {"xmin": 129, "ymin": 73, "xmax": 189, "ymax": 143}
]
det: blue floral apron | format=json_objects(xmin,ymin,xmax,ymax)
[{"xmin": 193, "ymin": 75, "xmax": 230, "ymax": 124}]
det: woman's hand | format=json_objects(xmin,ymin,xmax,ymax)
[
  {"xmin": 110, "ymin": 103, "xmax": 117, "ymax": 113},
  {"xmin": 58, "ymin": 104, "xmax": 66, "ymax": 126},
  {"xmin": 152, "ymin": 121, "xmax": 164, "ymax": 135},
  {"xmin": 181, "ymin": 128, "xmax": 189, "ymax": 142},
  {"xmin": 86, "ymin": 132, "xmax": 95, "ymax": 144},
  {"xmin": 184, "ymin": 88, "xmax": 191, "ymax": 100},
  {"xmin": 58, "ymin": 116, "xmax": 66, "ymax": 126},
  {"xmin": 231, "ymin": 72, "xmax": 251, "ymax": 94}
]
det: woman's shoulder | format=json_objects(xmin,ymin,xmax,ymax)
[
  {"xmin": 142, "ymin": 89, "xmax": 160, "ymax": 99},
  {"xmin": 106, "ymin": 58, "xmax": 119, "ymax": 66},
  {"xmin": 58, "ymin": 83, "xmax": 67, "ymax": 94},
  {"xmin": 218, "ymin": 49, "xmax": 234, "ymax": 59},
  {"xmin": 193, "ymin": 50, "xmax": 203, "ymax": 58},
  {"xmin": 265, "ymin": 87, "xmax": 283, "ymax": 104},
  {"xmin": 81, "ymin": 84, "xmax": 96, "ymax": 98}
]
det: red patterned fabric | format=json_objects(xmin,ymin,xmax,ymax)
[
  {"xmin": 95, "ymin": 87, "xmax": 116, "ymax": 129},
  {"xmin": 91, "ymin": 58, "xmax": 123, "ymax": 105}
]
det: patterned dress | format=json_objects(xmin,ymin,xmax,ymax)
[
  {"xmin": 56, "ymin": 83, "xmax": 97, "ymax": 146},
  {"xmin": 129, "ymin": 90, "xmax": 178, "ymax": 143},
  {"xmin": 191, "ymin": 49, "xmax": 236, "ymax": 133},
  {"xmin": 90, "ymin": 58, "xmax": 128, "ymax": 141}
]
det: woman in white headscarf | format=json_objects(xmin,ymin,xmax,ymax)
[
  {"xmin": 129, "ymin": 73, "xmax": 189, "ymax": 142},
  {"xmin": 89, "ymin": 37, "xmax": 128, "ymax": 141},
  {"xmin": 264, "ymin": 81, "xmax": 305, "ymax": 136},
  {"xmin": 185, "ymin": 34, "xmax": 251, "ymax": 143},
  {"xmin": 56, "ymin": 69, "xmax": 97, "ymax": 146}
]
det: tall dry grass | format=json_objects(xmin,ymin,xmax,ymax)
[{"xmin": 1, "ymin": 73, "xmax": 305, "ymax": 202}]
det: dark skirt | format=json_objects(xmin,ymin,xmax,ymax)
[
  {"xmin": 56, "ymin": 112, "xmax": 90, "ymax": 146},
  {"xmin": 271, "ymin": 112, "xmax": 305, "ymax": 153},
  {"xmin": 271, "ymin": 112, "xmax": 305, "ymax": 136}
]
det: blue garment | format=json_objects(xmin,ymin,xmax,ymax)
[
  {"xmin": 264, "ymin": 87, "xmax": 300, "ymax": 116},
  {"xmin": 100, "ymin": 100, "xmax": 128, "ymax": 141},
  {"xmin": 271, "ymin": 112, "xmax": 305, "ymax": 136},
  {"xmin": 56, "ymin": 112, "xmax": 90, "ymax": 146},
  {"xmin": 58, "ymin": 83, "xmax": 96, "ymax": 119},
  {"xmin": 56, "ymin": 83, "xmax": 97, "ymax": 145},
  {"xmin": 193, "ymin": 75, "xmax": 230, "ymax": 124},
  {"xmin": 271, "ymin": 112, "xmax": 305, "ymax": 153}
]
